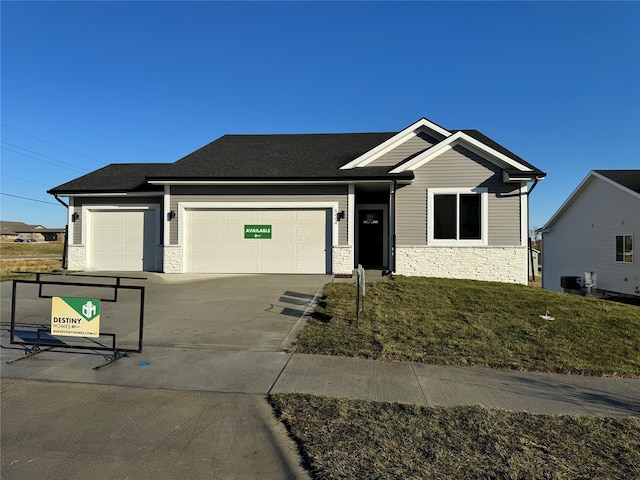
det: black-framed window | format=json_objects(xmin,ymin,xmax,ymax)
[
  {"xmin": 616, "ymin": 235, "xmax": 633, "ymax": 263},
  {"xmin": 429, "ymin": 189, "xmax": 486, "ymax": 243}
]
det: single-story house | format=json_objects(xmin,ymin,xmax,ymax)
[
  {"xmin": 48, "ymin": 117, "xmax": 546, "ymax": 283},
  {"xmin": 1, "ymin": 221, "xmax": 65, "ymax": 242},
  {"xmin": 541, "ymin": 170, "xmax": 640, "ymax": 296},
  {"xmin": 1, "ymin": 221, "xmax": 45, "ymax": 241}
]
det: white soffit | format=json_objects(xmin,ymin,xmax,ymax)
[
  {"xmin": 339, "ymin": 118, "xmax": 451, "ymax": 170},
  {"xmin": 389, "ymin": 131, "xmax": 533, "ymax": 173}
]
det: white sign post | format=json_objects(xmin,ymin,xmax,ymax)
[{"xmin": 356, "ymin": 265, "xmax": 365, "ymax": 325}]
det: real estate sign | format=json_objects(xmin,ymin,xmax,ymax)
[
  {"xmin": 51, "ymin": 297, "xmax": 101, "ymax": 338},
  {"xmin": 244, "ymin": 224, "xmax": 272, "ymax": 239}
]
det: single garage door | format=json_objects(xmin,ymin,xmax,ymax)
[
  {"xmin": 88, "ymin": 210, "xmax": 156, "ymax": 271},
  {"xmin": 184, "ymin": 209, "xmax": 329, "ymax": 273}
]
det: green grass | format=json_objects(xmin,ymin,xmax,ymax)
[
  {"xmin": 295, "ymin": 276, "xmax": 640, "ymax": 377},
  {"xmin": 271, "ymin": 393, "xmax": 640, "ymax": 480}
]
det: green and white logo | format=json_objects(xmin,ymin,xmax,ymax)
[{"xmin": 51, "ymin": 297, "xmax": 101, "ymax": 337}]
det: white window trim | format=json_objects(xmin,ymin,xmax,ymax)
[
  {"xmin": 615, "ymin": 234, "xmax": 634, "ymax": 263},
  {"xmin": 427, "ymin": 188, "xmax": 488, "ymax": 246}
]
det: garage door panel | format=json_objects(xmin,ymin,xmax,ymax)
[
  {"xmin": 185, "ymin": 208, "xmax": 329, "ymax": 274},
  {"xmin": 89, "ymin": 209, "xmax": 156, "ymax": 271}
]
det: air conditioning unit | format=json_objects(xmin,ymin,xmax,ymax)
[{"xmin": 560, "ymin": 276, "xmax": 582, "ymax": 290}]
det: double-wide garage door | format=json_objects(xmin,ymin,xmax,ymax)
[{"xmin": 184, "ymin": 209, "xmax": 329, "ymax": 274}]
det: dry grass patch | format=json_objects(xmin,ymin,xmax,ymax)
[
  {"xmin": 0, "ymin": 242, "xmax": 63, "ymax": 256},
  {"xmin": 296, "ymin": 276, "xmax": 640, "ymax": 377},
  {"xmin": 271, "ymin": 393, "xmax": 640, "ymax": 480},
  {"xmin": 0, "ymin": 258, "xmax": 65, "ymax": 281}
]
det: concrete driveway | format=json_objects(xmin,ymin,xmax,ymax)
[
  {"xmin": 1, "ymin": 273, "xmax": 330, "ymax": 480},
  {"xmin": 1, "ymin": 273, "xmax": 331, "ymax": 391}
]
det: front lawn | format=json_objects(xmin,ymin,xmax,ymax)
[
  {"xmin": 295, "ymin": 276, "xmax": 640, "ymax": 377},
  {"xmin": 271, "ymin": 393, "xmax": 640, "ymax": 480}
]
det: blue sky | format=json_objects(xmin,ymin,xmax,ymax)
[{"xmin": 1, "ymin": 1, "xmax": 639, "ymax": 230}]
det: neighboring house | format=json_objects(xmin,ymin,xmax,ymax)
[
  {"xmin": 0, "ymin": 221, "xmax": 45, "ymax": 241},
  {"xmin": 541, "ymin": 170, "xmax": 640, "ymax": 297},
  {"xmin": 48, "ymin": 117, "xmax": 546, "ymax": 283}
]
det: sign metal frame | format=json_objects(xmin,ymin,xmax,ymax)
[{"xmin": 7, "ymin": 274, "xmax": 145, "ymax": 370}]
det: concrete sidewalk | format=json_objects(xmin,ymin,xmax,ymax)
[
  {"xmin": 2, "ymin": 344, "xmax": 638, "ymax": 417},
  {"xmin": 271, "ymin": 354, "xmax": 640, "ymax": 417}
]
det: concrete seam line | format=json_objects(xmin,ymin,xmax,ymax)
[
  {"xmin": 411, "ymin": 363, "xmax": 429, "ymax": 405},
  {"xmin": 267, "ymin": 352, "xmax": 294, "ymax": 396}
]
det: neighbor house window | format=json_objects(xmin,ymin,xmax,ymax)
[
  {"xmin": 616, "ymin": 235, "xmax": 633, "ymax": 263},
  {"xmin": 428, "ymin": 188, "xmax": 488, "ymax": 244}
]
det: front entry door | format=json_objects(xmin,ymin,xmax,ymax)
[{"xmin": 358, "ymin": 209, "xmax": 384, "ymax": 268}]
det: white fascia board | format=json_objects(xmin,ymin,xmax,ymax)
[
  {"xmin": 147, "ymin": 180, "xmax": 399, "ymax": 186},
  {"xmin": 390, "ymin": 131, "xmax": 533, "ymax": 174},
  {"xmin": 503, "ymin": 171, "xmax": 544, "ymax": 182},
  {"xmin": 66, "ymin": 192, "xmax": 164, "ymax": 197},
  {"xmin": 339, "ymin": 118, "xmax": 452, "ymax": 170}
]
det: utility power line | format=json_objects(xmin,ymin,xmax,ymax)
[
  {"xmin": 0, "ymin": 192, "xmax": 61, "ymax": 206},
  {"xmin": 1, "ymin": 123, "xmax": 103, "ymax": 165},
  {"xmin": 0, "ymin": 173, "xmax": 50, "ymax": 187},
  {"xmin": 1, "ymin": 146, "xmax": 87, "ymax": 173},
  {"xmin": 1, "ymin": 141, "xmax": 90, "ymax": 170}
]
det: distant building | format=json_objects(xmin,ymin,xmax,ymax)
[
  {"xmin": 541, "ymin": 170, "xmax": 640, "ymax": 297},
  {"xmin": 0, "ymin": 221, "xmax": 65, "ymax": 242}
]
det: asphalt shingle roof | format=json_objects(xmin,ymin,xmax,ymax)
[
  {"xmin": 594, "ymin": 170, "xmax": 640, "ymax": 194},
  {"xmin": 48, "ymin": 124, "xmax": 544, "ymax": 194},
  {"xmin": 49, "ymin": 163, "xmax": 170, "ymax": 194},
  {"xmin": 153, "ymin": 132, "xmax": 400, "ymax": 179}
]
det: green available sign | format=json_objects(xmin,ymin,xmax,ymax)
[{"xmin": 244, "ymin": 224, "xmax": 272, "ymax": 239}]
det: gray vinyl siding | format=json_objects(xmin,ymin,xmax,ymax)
[
  {"xmin": 396, "ymin": 145, "xmax": 522, "ymax": 246},
  {"xmin": 169, "ymin": 185, "xmax": 348, "ymax": 245},
  {"xmin": 542, "ymin": 177, "xmax": 640, "ymax": 296},
  {"xmin": 71, "ymin": 196, "xmax": 162, "ymax": 245},
  {"xmin": 369, "ymin": 132, "xmax": 438, "ymax": 167}
]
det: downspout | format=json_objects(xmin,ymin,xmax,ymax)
[{"xmin": 52, "ymin": 194, "xmax": 69, "ymax": 270}]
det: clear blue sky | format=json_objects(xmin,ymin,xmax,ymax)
[{"xmin": 2, "ymin": 1, "xmax": 639, "ymax": 230}]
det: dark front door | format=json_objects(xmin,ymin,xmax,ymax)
[{"xmin": 358, "ymin": 209, "xmax": 384, "ymax": 268}]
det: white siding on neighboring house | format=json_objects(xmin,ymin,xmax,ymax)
[{"xmin": 542, "ymin": 176, "xmax": 640, "ymax": 296}]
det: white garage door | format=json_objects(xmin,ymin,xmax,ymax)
[
  {"xmin": 184, "ymin": 209, "xmax": 329, "ymax": 274},
  {"xmin": 88, "ymin": 210, "xmax": 156, "ymax": 271}
]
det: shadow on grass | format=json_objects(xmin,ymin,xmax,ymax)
[{"xmin": 311, "ymin": 312, "xmax": 332, "ymax": 323}]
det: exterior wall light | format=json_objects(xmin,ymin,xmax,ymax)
[{"xmin": 336, "ymin": 211, "xmax": 345, "ymax": 221}]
